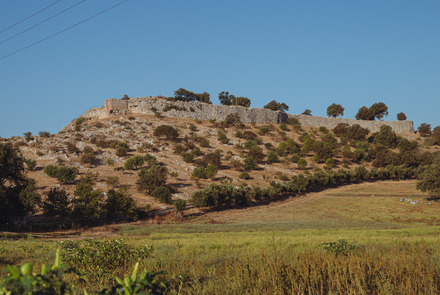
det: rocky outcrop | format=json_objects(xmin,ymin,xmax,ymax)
[{"xmin": 82, "ymin": 96, "xmax": 414, "ymax": 133}]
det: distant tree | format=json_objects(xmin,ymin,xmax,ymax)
[
  {"xmin": 104, "ymin": 185, "xmax": 137, "ymax": 221},
  {"xmin": 370, "ymin": 102, "xmax": 388, "ymax": 120},
  {"xmin": 174, "ymin": 199, "xmax": 187, "ymax": 214},
  {"xmin": 397, "ymin": 112, "xmax": 407, "ymax": 121},
  {"xmin": 42, "ymin": 187, "xmax": 71, "ymax": 220},
  {"xmin": 356, "ymin": 103, "xmax": 388, "ymax": 120},
  {"xmin": 244, "ymin": 156, "xmax": 258, "ymax": 170},
  {"xmin": 332, "ymin": 123, "xmax": 350, "ymax": 137},
  {"xmin": 345, "ymin": 124, "xmax": 369, "ymax": 141},
  {"xmin": 218, "ymin": 91, "xmax": 233, "ymax": 105},
  {"xmin": 417, "ymin": 158, "xmax": 440, "ymax": 197},
  {"xmin": 231, "ymin": 96, "xmax": 251, "ymax": 108},
  {"xmin": 153, "ymin": 125, "xmax": 179, "ymax": 139},
  {"xmin": 355, "ymin": 106, "xmax": 374, "ymax": 120},
  {"xmin": 136, "ymin": 165, "xmax": 168, "ymax": 194},
  {"xmin": 24, "ymin": 158, "xmax": 37, "ymax": 171},
  {"xmin": 23, "ymin": 132, "xmax": 33, "ymax": 142},
  {"xmin": 71, "ymin": 172, "xmax": 103, "ymax": 223},
  {"xmin": 152, "ymin": 186, "xmax": 172, "ymax": 203},
  {"xmin": 122, "ymin": 94, "xmax": 130, "ymax": 100},
  {"xmin": 302, "ymin": 109, "xmax": 312, "ymax": 115},
  {"xmin": 297, "ymin": 158, "xmax": 307, "ymax": 170},
  {"xmin": 373, "ymin": 125, "xmax": 398, "ymax": 148},
  {"xmin": 418, "ymin": 123, "xmax": 432, "ymax": 137},
  {"xmin": 263, "ymin": 100, "xmax": 289, "ymax": 112},
  {"xmin": 326, "ymin": 103, "xmax": 345, "ymax": 118},
  {"xmin": 173, "ymin": 88, "xmax": 211, "ymax": 103}
]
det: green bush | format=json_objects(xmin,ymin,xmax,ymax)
[
  {"xmin": 189, "ymin": 124, "xmax": 197, "ymax": 132},
  {"xmin": 153, "ymin": 124, "xmax": 179, "ymax": 139},
  {"xmin": 152, "ymin": 186, "xmax": 172, "ymax": 203},
  {"xmin": 204, "ymin": 165, "xmax": 218, "ymax": 179},
  {"xmin": 136, "ymin": 165, "xmax": 168, "ymax": 194},
  {"xmin": 24, "ymin": 158, "xmax": 37, "ymax": 171},
  {"xmin": 124, "ymin": 155, "xmax": 145, "ymax": 170},
  {"xmin": 174, "ymin": 199, "xmax": 187, "ymax": 212},
  {"xmin": 235, "ymin": 130, "xmax": 243, "ymax": 138},
  {"xmin": 290, "ymin": 153, "xmax": 301, "ymax": 163},
  {"xmin": 297, "ymin": 158, "xmax": 307, "ymax": 170},
  {"xmin": 56, "ymin": 166, "xmax": 77, "ymax": 184},
  {"xmin": 200, "ymin": 137, "xmax": 210, "ymax": 147},
  {"xmin": 44, "ymin": 164, "xmax": 58, "ymax": 177},
  {"xmin": 325, "ymin": 158, "xmax": 335, "ymax": 168},
  {"xmin": 259, "ymin": 126, "xmax": 270, "ymax": 135},
  {"xmin": 218, "ymin": 131, "xmax": 229, "ymax": 144},
  {"xmin": 115, "ymin": 142, "xmax": 130, "ymax": 157},
  {"xmin": 239, "ymin": 171, "xmax": 250, "ymax": 179},
  {"xmin": 322, "ymin": 238, "xmax": 357, "ymax": 256},
  {"xmin": 182, "ymin": 152, "xmax": 195, "ymax": 163},
  {"xmin": 267, "ymin": 150, "xmax": 279, "ymax": 163},
  {"xmin": 279, "ymin": 123, "xmax": 288, "ymax": 131},
  {"xmin": 192, "ymin": 167, "xmax": 207, "ymax": 179},
  {"xmin": 244, "ymin": 156, "xmax": 258, "ymax": 170}
]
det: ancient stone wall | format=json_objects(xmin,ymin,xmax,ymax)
[{"xmin": 82, "ymin": 96, "xmax": 414, "ymax": 133}]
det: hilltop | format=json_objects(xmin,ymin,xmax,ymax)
[{"xmin": 2, "ymin": 95, "xmax": 435, "ymax": 225}]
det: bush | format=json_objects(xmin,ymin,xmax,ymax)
[
  {"xmin": 224, "ymin": 113, "xmax": 241, "ymax": 125},
  {"xmin": 189, "ymin": 124, "xmax": 197, "ymax": 132},
  {"xmin": 242, "ymin": 131, "xmax": 258, "ymax": 140},
  {"xmin": 264, "ymin": 100, "xmax": 289, "ymax": 112},
  {"xmin": 56, "ymin": 166, "xmax": 77, "ymax": 184},
  {"xmin": 297, "ymin": 158, "xmax": 307, "ymax": 170},
  {"xmin": 332, "ymin": 123, "xmax": 349, "ymax": 137},
  {"xmin": 200, "ymin": 137, "xmax": 210, "ymax": 147},
  {"xmin": 192, "ymin": 167, "xmax": 207, "ymax": 179},
  {"xmin": 234, "ymin": 130, "xmax": 243, "ymax": 138},
  {"xmin": 136, "ymin": 165, "xmax": 168, "ymax": 194},
  {"xmin": 153, "ymin": 124, "xmax": 179, "ymax": 139},
  {"xmin": 152, "ymin": 186, "xmax": 172, "ymax": 203},
  {"xmin": 231, "ymin": 159, "xmax": 244, "ymax": 170},
  {"xmin": 44, "ymin": 164, "xmax": 59, "ymax": 177},
  {"xmin": 267, "ymin": 150, "xmax": 279, "ymax": 163},
  {"xmin": 182, "ymin": 152, "xmax": 195, "ymax": 163},
  {"xmin": 322, "ymin": 238, "xmax": 357, "ymax": 256},
  {"xmin": 106, "ymin": 157, "xmax": 115, "ymax": 166},
  {"xmin": 174, "ymin": 199, "xmax": 187, "ymax": 212},
  {"xmin": 24, "ymin": 158, "xmax": 37, "ymax": 171},
  {"xmin": 124, "ymin": 155, "xmax": 145, "ymax": 170},
  {"xmin": 397, "ymin": 112, "xmax": 407, "ymax": 121},
  {"xmin": 115, "ymin": 142, "xmax": 130, "ymax": 156},
  {"xmin": 205, "ymin": 165, "xmax": 218, "ymax": 179},
  {"xmin": 259, "ymin": 126, "xmax": 270, "ymax": 135},
  {"xmin": 290, "ymin": 153, "xmax": 301, "ymax": 163},
  {"xmin": 106, "ymin": 175, "xmax": 120, "ymax": 187},
  {"xmin": 418, "ymin": 123, "xmax": 432, "ymax": 137},
  {"xmin": 244, "ymin": 156, "xmax": 258, "ymax": 170},
  {"xmin": 39, "ymin": 131, "xmax": 51, "ymax": 137},
  {"xmin": 218, "ymin": 131, "xmax": 229, "ymax": 144},
  {"xmin": 239, "ymin": 171, "xmax": 250, "ymax": 179},
  {"xmin": 279, "ymin": 123, "xmax": 288, "ymax": 131},
  {"xmin": 325, "ymin": 158, "xmax": 335, "ymax": 168}
]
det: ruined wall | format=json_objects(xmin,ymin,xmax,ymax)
[{"xmin": 82, "ymin": 96, "xmax": 414, "ymax": 133}]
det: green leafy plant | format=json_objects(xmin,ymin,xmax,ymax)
[{"xmin": 322, "ymin": 238, "xmax": 357, "ymax": 256}]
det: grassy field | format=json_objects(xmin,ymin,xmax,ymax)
[{"xmin": 2, "ymin": 180, "xmax": 440, "ymax": 294}]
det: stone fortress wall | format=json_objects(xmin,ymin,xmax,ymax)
[{"xmin": 83, "ymin": 96, "xmax": 414, "ymax": 133}]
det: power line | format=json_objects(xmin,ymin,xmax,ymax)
[
  {"xmin": 0, "ymin": 0, "xmax": 129, "ymax": 61},
  {"xmin": 0, "ymin": 0, "xmax": 63, "ymax": 34},
  {"xmin": 0, "ymin": 0, "xmax": 86, "ymax": 46}
]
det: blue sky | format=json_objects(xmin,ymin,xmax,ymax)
[{"xmin": 1, "ymin": 0, "xmax": 439, "ymax": 138}]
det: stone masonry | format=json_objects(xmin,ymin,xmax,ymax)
[{"xmin": 83, "ymin": 97, "xmax": 414, "ymax": 133}]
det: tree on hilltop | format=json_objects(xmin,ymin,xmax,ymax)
[
  {"xmin": 326, "ymin": 103, "xmax": 344, "ymax": 118},
  {"xmin": 263, "ymin": 100, "xmax": 289, "ymax": 112}
]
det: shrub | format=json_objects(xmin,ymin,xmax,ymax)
[
  {"xmin": 290, "ymin": 153, "xmax": 301, "ymax": 163},
  {"xmin": 322, "ymin": 238, "xmax": 357, "ymax": 256},
  {"xmin": 242, "ymin": 131, "xmax": 258, "ymax": 140},
  {"xmin": 152, "ymin": 186, "xmax": 172, "ymax": 203},
  {"xmin": 223, "ymin": 113, "xmax": 241, "ymax": 125},
  {"xmin": 259, "ymin": 126, "xmax": 270, "ymax": 135},
  {"xmin": 66, "ymin": 141, "xmax": 78, "ymax": 153},
  {"xmin": 263, "ymin": 100, "xmax": 289, "ymax": 112},
  {"xmin": 153, "ymin": 124, "xmax": 179, "ymax": 139},
  {"xmin": 297, "ymin": 158, "xmax": 307, "ymax": 170},
  {"xmin": 115, "ymin": 142, "xmax": 130, "ymax": 156},
  {"xmin": 200, "ymin": 137, "xmax": 210, "ymax": 147},
  {"xmin": 235, "ymin": 130, "xmax": 243, "ymax": 138},
  {"xmin": 174, "ymin": 199, "xmax": 187, "ymax": 215},
  {"xmin": 244, "ymin": 156, "xmax": 258, "ymax": 170},
  {"xmin": 189, "ymin": 124, "xmax": 197, "ymax": 132},
  {"xmin": 124, "ymin": 155, "xmax": 145, "ymax": 170},
  {"xmin": 239, "ymin": 171, "xmax": 250, "ymax": 179},
  {"xmin": 136, "ymin": 165, "xmax": 168, "ymax": 194},
  {"xmin": 346, "ymin": 124, "xmax": 369, "ymax": 141},
  {"xmin": 279, "ymin": 123, "xmax": 288, "ymax": 131},
  {"xmin": 182, "ymin": 152, "xmax": 195, "ymax": 163},
  {"xmin": 325, "ymin": 158, "xmax": 335, "ymax": 168},
  {"xmin": 23, "ymin": 131, "xmax": 33, "ymax": 141},
  {"xmin": 319, "ymin": 126, "xmax": 329, "ymax": 133},
  {"xmin": 106, "ymin": 157, "xmax": 115, "ymax": 166},
  {"xmin": 56, "ymin": 166, "xmax": 77, "ymax": 184},
  {"xmin": 80, "ymin": 151, "xmax": 96, "ymax": 165},
  {"xmin": 218, "ymin": 131, "xmax": 229, "ymax": 144},
  {"xmin": 231, "ymin": 159, "xmax": 244, "ymax": 170},
  {"xmin": 397, "ymin": 112, "xmax": 407, "ymax": 121},
  {"xmin": 332, "ymin": 123, "xmax": 349, "ymax": 137},
  {"xmin": 44, "ymin": 164, "xmax": 59, "ymax": 177},
  {"xmin": 106, "ymin": 175, "xmax": 120, "ymax": 187},
  {"xmin": 192, "ymin": 167, "xmax": 207, "ymax": 179},
  {"xmin": 267, "ymin": 150, "xmax": 279, "ymax": 163},
  {"xmin": 24, "ymin": 158, "xmax": 37, "ymax": 171},
  {"xmin": 204, "ymin": 165, "xmax": 218, "ymax": 179},
  {"xmin": 75, "ymin": 117, "xmax": 85, "ymax": 126},
  {"xmin": 418, "ymin": 123, "xmax": 432, "ymax": 137},
  {"xmin": 39, "ymin": 131, "xmax": 51, "ymax": 137}
]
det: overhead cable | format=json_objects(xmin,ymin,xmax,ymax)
[
  {"xmin": 0, "ymin": 0, "xmax": 86, "ymax": 45},
  {"xmin": 0, "ymin": 0, "xmax": 129, "ymax": 61},
  {"xmin": 0, "ymin": 0, "xmax": 63, "ymax": 34}
]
